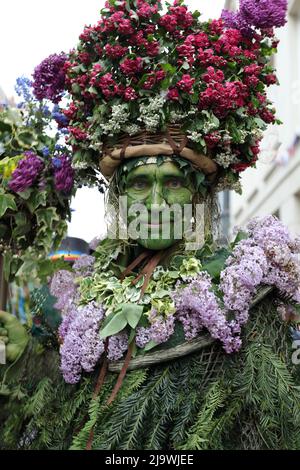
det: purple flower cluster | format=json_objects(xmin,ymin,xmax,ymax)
[
  {"xmin": 73, "ymin": 255, "xmax": 95, "ymax": 277},
  {"xmin": 59, "ymin": 301, "xmax": 105, "ymax": 383},
  {"xmin": 221, "ymin": 10, "xmax": 253, "ymax": 37},
  {"xmin": 49, "ymin": 269, "xmax": 77, "ymax": 314},
  {"xmin": 53, "ymin": 154, "xmax": 74, "ymax": 193},
  {"xmin": 220, "ymin": 216, "xmax": 300, "ymax": 332},
  {"xmin": 135, "ymin": 310, "xmax": 175, "ymax": 348},
  {"xmin": 247, "ymin": 216, "xmax": 300, "ymax": 301},
  {"xmin": 173, "ymin": 273, "xmax": 242, "ymax": 353},
  {"xmin": 222, "ymin": 0, "xmax": 287, "ymax": 34},
  {"xmin": 240, "ymin": 0, "xmax": 287, "ymax": 29},
  {"xmin": 220, "ymin": 239, "xmax": 268, "ymax": 327},
  {"xmin": 32, "ymin": 53, "xmax": 67, "ymax": 103},
  {"xmin": 107, "ymin": 332, "xmax": 129, "ymax": 361},
  {"xmin": 8, "ymin": 151, "xmax": 44, "ymax": 193}
]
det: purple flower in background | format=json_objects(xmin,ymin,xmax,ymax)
[
  {"xmin": 42, "ymin": 146, "xmax": 50, "ymax": 157},
  {"xmin": 59, "ymin": 301, "xmax": 105, "ymax": 383},
  {"xmin": 15, "ymin": 76, "xmax": 33, "ymax": 103},
  {"xmin": 107, "ymin": 332, "xmax": 129, "ymax": 361},
  {"xmin": 32, "ymin": 53, "xmax": 67, "ymax": 103},
  {"xmin": 49, "ymin": 269, "xmax": 77, "ymax": 313},
  {"xmin": 240, "ymin": 0, "xmax": 287, "ymax": 29},
  {"xmin": 8, "ymin": 151, "xmax": 44, "ymax": 193},
  {"xmin": 52, "ymin": 105, "xmax": 69, "ymax": 128},
  {"xmin": 53, "ymin": 154, "xmax": 74, "ymax": 193},
  {"xmin": 73, "ymin": 255, "xmax": 95, "ymax": 277},
  {"xmin": 221, "ymin": 10, "xmax": 254, "ymax": 37}
]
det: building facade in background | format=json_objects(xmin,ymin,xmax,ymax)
[{"xmin": 230, "ymin": 0, "xmax": 300, "ymax": 235}]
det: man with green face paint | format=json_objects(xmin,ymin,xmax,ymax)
[{"xmin": 120, "ymin": 157, "xmax": 196, "ymax": 251}]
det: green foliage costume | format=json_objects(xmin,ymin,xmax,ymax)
[{"xmin": 1, "ymin": 0, "xmax": 300, "ymax": 452}]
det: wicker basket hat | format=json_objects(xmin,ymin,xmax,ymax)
[{"xmin": 100, "ymin": 125, "xmax": 218, "ymax": 180}]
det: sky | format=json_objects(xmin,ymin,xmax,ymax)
[{"xmin": 1, "ymin": 0, "xmax": 225, "ymax": 243}]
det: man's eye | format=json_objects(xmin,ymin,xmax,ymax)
[
  {"xmin": 165, "ymin": 178, "xmax": 183, "ymax": 189},
  {"xmin": 131, "ymin": 180, "xmax": 148, "ymax": 190}
]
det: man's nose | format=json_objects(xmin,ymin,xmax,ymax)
[{"xmin": 148, "ymin": 182, "xmax": 167, "ymax": 208}]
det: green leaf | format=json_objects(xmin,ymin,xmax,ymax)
[
  {"xmin": 3, "ymin": 251, "xmax": 12, "ymax": 281},
  {"xmin": 231, "ymin": 231, "xmax": 248, "ymax": 248},
  {"xmin": 122, "ymin": 303, "xmax": 144, "ymax": 329},
  {"xmin": 26, "ymin": 191, "xmax": 47, "ymax": 213},
  {"xmin": 36, "ymin": 207, "xmax": 60, "ymax": 230},
  {"xmin": 202, "ymin": 248, "xmax": 231, "ymax": 280},
  {"xmin": 100, "ymin": 311, "xmax": 127, "ymax": 339},
  {"xmin": 0, "ymin": 193, "xmax": 17, "ymax": 217},
  {"xmin": 144, "ymin": 340, "xmax": 159, "ymax": 352}
]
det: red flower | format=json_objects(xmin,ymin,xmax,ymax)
[
  {"xmin": 105, "ymin": 44, "xmax": 128, "ymax": 59},
  {"xmin": 244, "ymin": 64, "xmax": 262, "ymax": 75},
  {"xmin": 191, "ymin": 32, "xmax": 210, "ymax": 49},
  {"xmin": 146, "ymin": 41, "xmax": 160, "ymax": 57},
  {"xmin": 120, "ymin": 57, "xmax": 144, "ymax": 76},
  {"xmin": 244, "ymin": 75, "xmax": 260, "ymax": 88},
  {"xmin": 124, "ymin": 87, "xmax": 138, "ymax": 101},
  {"xmin": 202, "ymin": 67, "xmax": 225, "ymax": 83},
  {"xmin": 177, "ymin": 74, "xmax": 195, "ymax": 93},
  {"xmin": 69, "ymin": 127, "xmax": 88, "ymax": 141},
  {"xmin": 167, "ymin": 88, "xmax": 180, "ymax": 101},
  {"xmin": 260, "ymin": 108, "xmax": 275, "ymax": 123},
  {"xmin": 78, "ymin": 52, "xmax": 91, "ymax": 65},
  {"xmin": 204, "ymin": 132, "xmax": 222, "ymax": 148},
  {"xmin": 137, "ymin": 0, "xmax": 158, "ymax": 18},
  {"xmin": 143, "ymin": 75, "xmax": 156, "ymax": 90},
  {"xmin": 265, "ymin": 74, "xmax": 277, "ymax": 85},
  {"xmin": 155, "ymin": 70, "xmax": 166, "ymax": 82},
  {"xmin": 159, "ymin": 14, "xmax": 178, "ymax": 32},
  {"xmin": 63, "ymin": 102, "xmax": 79, "ymax": 121}
]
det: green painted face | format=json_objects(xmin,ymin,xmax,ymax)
[{"xmin": 120, "ymin": 160, "xmax": 196, "ymax": 250}]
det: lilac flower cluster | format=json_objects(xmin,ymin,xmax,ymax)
[
  {"xmin": 220, "ymin": 239, "xmax": 268, "ymax": 327},
  {"xmin": 222, "ymin": 0, "xmax": 287, "ymax": 34},
  {"xmin": 107, "ymin": 332, "xmax": 129, "ymax": 361},
  {"xmin": 135, "ymin": 310, "xmax": 175, "ymax": 348},
  {"xmin": 59, "ymin": 301, "xmax": 105, "ymax": 383},
  {"xmin": 247, "ymin": 216, "xmax": 300, "ymax": 301},
  {"xmin": 52, "ymin": 154, "xmax": 74, "ymax": 193},
  {"xmin": 49, "ymin": 269, "xmax": 77, "ymax": 314},
  {"xmin": 32, "ymin": 53, "xmax": 67, "ymax": 103},
  {"xmin": 8, "ymin": 151, "xmax": 44, "ymax": 193},
  {"xmin": 173, "ymin": 273, "xmax": 242, "ymax": 353},
  {"xmin": 220, "ymin": 215, "xmax": 300, "ymax": 332},
  {"xmin": 73, "ymin": 255, "xmax": 95, "ymax": 277}
]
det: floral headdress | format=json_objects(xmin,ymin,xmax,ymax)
[{"xmin": 32, "ymin": 0, "xmax": 288, "ymax": 190}]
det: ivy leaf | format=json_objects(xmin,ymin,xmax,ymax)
[
  {"xmin": 36, "ymin": 207, "xmax": 59, "ymax": 231},
  {"xmin": 122, "ymin": 303, "xmax": 144, "ymax": 329},
  {"xmin": 0, "ymin": 193, "xmax": 17, "ymax": 217},
  {"xmin": 100, "ymin": 310, "xmax": 127, "ymax": 339},
  {"xmin": 26, "ymin": 191, "xmax": 47, "ymax": 213}
]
